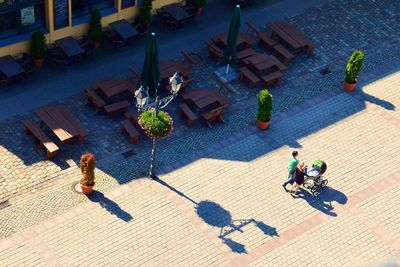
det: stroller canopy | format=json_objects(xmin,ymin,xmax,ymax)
[{"xmin": 312, "ymin": 160, "xmax": 327, "ymax": 174}]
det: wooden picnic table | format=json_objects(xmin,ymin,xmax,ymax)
[
  {"xmin": 110, "ymin": 19, "xmax": 138, "ymax": 40},
  {"xmin": 183, "ymin": 88, "xmax": 228, "ymax": 112},
  {"xmin": 55, "ymin": 37, "xmax": 85, "ymax": 58},
  {"xmin": 212, "ymin": 32, "xmax": 253, "ymax": 50},
  {"xmin": 93, "ymin": 78, "xmax": 135, "ymax": 99},
  {"xmin": 36, "ymin": 105, "xmax": 88, "ymax": 143},
  {"xmin": 267, "ymin": 21, "xmax": 315, "ymax": 54},
  {"xmin": 162, "ymin": 4, "xmax": 193, "ymax": 22},
  {"xmin": 243, "ymin": 53, "xmax": 286, "ymax": 73},
  {"xmin": 0, "ymin": 55, "xmax": 25, "ymax": 79},
  {"xmin": 160, "ymin": 60, "xmax": 190, "ymax": 80}
]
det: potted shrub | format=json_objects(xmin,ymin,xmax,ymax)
[
  {"xmin": 257, "ymin": 89, "xmax": 273, "ymax": 130},
  {"xmin": 192, "ymin": 0, "xmax": 207, "ymax": 14},
  {"xmin": 138, "ymin": 108, "xmax": 174, "ymax": 140},
  {"xmin": 344, "ymin": 49, "xmax": 365, "ymax": 92},
  {"xmin": 139, "ymin": 0, "xmax": 153, "ymax": 27},
  {"xmin": 80, "ymin": 153, "xmax": 96, "ymax": 195},
  {"xmin": 88, "ymin": 9, "xmax": 102, "ymax": 48},
  {"xmin": 30, "ymin": 30, "xmax": 47, "ymax": 67}
]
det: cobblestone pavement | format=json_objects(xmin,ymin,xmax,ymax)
[
  {"xmin": 1, "ymin": 0, "xmax": 400, "ymax": 206},
  {"xmin": 0, "ymin": 66, "xmax": 399, "ymax": 266},
  {"xmin": 1, "ymin": 0, "xmax": 400, "ymax": 265}
]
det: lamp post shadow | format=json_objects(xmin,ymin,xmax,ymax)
[{"xmin": 153, "ymin": 176, "xmax": 278, "ymax": 253}]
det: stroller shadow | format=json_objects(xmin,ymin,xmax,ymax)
[
  {"xmin": 87, "ymin": 190, "xmax": 133, "ymax": 222},
  {"xmin": 291, "ymin": 187, "xmax": 347, "ymax": 217},
  {"xmin": 153, "ymin": 176, "xmax": 278, "ymax": 254}
]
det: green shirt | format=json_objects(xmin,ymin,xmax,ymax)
[{"xmin": 288, "ymin": 157, "xmax": 299, "ymax": 173}]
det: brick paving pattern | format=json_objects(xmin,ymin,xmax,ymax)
[{"xmin": 1, "ymin": 0, "xmax": 400, "ymax": 266}]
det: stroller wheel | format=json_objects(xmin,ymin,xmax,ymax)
[
  {"xmin": 321, "ymin": 180, "xmax": 328, "ymax": 188},
  {"xmin": 311, "ymin": 185, "xmax": 318, "ymax": 193}
]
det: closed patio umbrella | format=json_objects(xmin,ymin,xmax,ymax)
[
  {"xmin": 222, "ymin": 5, "xmax": 242, "ymax": 75},
  {"xmin": 141, "ymin": 32, "xmax": 160, "ymax": 99}
]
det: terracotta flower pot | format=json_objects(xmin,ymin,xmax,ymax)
[
  {"xmin": 343, "ymin": 81, "xmax": 357, "ymax": 92},
  {"xmin": 257, "ymin": 119, "xmax": 270, "ymax": 130},
  {"xmin": 95, "ymin": 42, "xmax": 101, "ymax": 48},
  {"xmin": 33, "ymin": 58, "xmax": 44, "ymax": 67},
  {"xmin": 80, "ymin": 182, "xmax": 94, "ymax": 195}
]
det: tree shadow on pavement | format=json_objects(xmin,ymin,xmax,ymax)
[
  {"xmin": 87, "ymin": 190, "xmax": 133, "ymax": 222},
  {"xmin": 153, "ymin": 176, "xmax": 278, "ymax": 253},
  {"xmin": 291, "ymin": 187, "xmax": 347, "ymax": 217},
  {"xmin": 358, "ymin": 90, "xmax": 396, "ymax": 110}
]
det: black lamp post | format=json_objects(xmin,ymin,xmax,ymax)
[{"xmin": 134, "ymin": 72, "xmax": 184, "ymax": 178}]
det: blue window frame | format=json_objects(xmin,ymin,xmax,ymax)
[{"xmin": 71, "ymin": 0, "xmax": 115, "ymax": 19}]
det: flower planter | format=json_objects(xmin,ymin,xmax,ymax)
[
  {"xmin": 80, "ymin": 183, "xmax": 94, "ymax": 195},
  {"xmin": 34, "ymin": 58, "xmax": 44, "ymax": 67},
  {"xmin": 343, "ymin": 81, "xmax": 357, "ymax": 92},
  {"xmin": 95, "ymin": 42, "xmax": 101, "ymax": 48},
  {"xmin": 257, "ymin": 119, "xmax": 270, "ymax": 130},
  {"xmin": 138, "ymin": 110, "xmax": 174, "ymax": 140}
]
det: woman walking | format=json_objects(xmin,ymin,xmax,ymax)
[{"xmin": 290, "ymin": 162, "xmax": 306, "ymax": 194}]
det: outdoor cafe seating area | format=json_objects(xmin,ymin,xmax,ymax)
[
  {"xmin": 207, "ymin": 20, "xmax": 315, "ymax": 88},
  {"xmin": 13, "ymin": 3, "xmax": 315, "ymax": 159}
]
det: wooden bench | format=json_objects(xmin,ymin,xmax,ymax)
[
  {"xmin": 104, "ymin": 100, "xmax": 131, "ymax": 117},
  {"xmin": 205, "ymin": 41, "xmax": 223, "ymax": 62},
  {"xmin": 122, "ymin": 120, "xmax": 140, "ymax": 143},
  {"xmin": 261, "ymin": 70, "xmax": 283, "ymax": 86},
  {"xmin": 125, "ymin": 110, "xmax": 140, "ymax": 125},
  {"xmin": 239, "ymin": 67, "xmax": 260, "ymax": 88},
  {"xmin": 23, "ymin": 120, "xmax": 60, "ymax": 158},
  {"xmin": 179, "ymin": 103, "xmax": 198, "ymax": 126},
  {"xmin": 84, "ymin": 88, "xmax": 106, "ymax": 113},
  {"xmin": 246, "ymin": 22, "xmax": 277, "ymax": 50},
  {"xmin": 200, "ymin": 104, "xmax": 228, "ymax": 128},
  {"xmin": 273, "ymin": 44, "xmax": 294, "ymax": 65}
]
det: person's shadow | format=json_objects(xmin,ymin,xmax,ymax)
[
  {"xmin": 291, "ymin": 187, "xmax": 347, "ymax": 216},
  {"xmin": 87, "ymin": 191, "xmax": 133, "ymax": 222}
]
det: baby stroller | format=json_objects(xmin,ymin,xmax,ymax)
[{"xmin": 303, "ymin": 160, "xmax": 328, "ymax": 195}]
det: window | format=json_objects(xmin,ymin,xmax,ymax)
[
  {"xmin": 72, "ymin": 0, "xmax": 114, "ymax": 19},
  {"xmin": 0, "ymin": 0, "xmax": 45, "ymax": 39},
  {"xmin": 121, "ymin": 0, "xmax": 135, "ymax": 9}
]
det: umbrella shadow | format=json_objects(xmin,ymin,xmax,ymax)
[
  {"xmin": 291, "ymin": 186, "xmax": 347, "ymax": 217},
  {"xmin": 87, "ymin": 190, "xmax": 133, "ymax": 222},
  {"xmin": 153, "ymin": 176, "xmax": 278, "ymax": 253}
]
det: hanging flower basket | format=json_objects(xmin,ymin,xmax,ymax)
[{"xmin": 138, "ymin": 108, "xmax": 174, "ymax": 140}]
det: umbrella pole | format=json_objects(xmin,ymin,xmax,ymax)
[{"xmin": 225, "ymin": 64, "xmax": 230, "ymax": 75}]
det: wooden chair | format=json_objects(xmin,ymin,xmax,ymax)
[
  {"xmin": 246, "ymin": 21, "xmax": 277, "ymax": 50},
  {"xmin": 82, "ymin": 40, "xmax": 98, "ymax": 57},
  {"xmin": 16, "ymin": 53, "xmax": 38, "ymax": 77},
  {"xmin": 200, "ymin": 104, "xmax": 228, "ymax": 128}
]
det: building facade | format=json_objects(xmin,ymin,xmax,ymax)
[{"xmin": 0, "ymin": 0, "xmax": 179, "ymax": 56}]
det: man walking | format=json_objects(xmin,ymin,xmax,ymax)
[{"xmin": 282, "ymin": 150, "xmax": 299, "ymax": 191}]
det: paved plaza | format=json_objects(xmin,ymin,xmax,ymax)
[{"xmin": 1, "ymin": 0, "xmax": 400, "ymax": 266}]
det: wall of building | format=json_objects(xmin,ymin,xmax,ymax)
[{"xmin": 0, "ymin": 0, "xmax": 181, "ymax": 57}]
